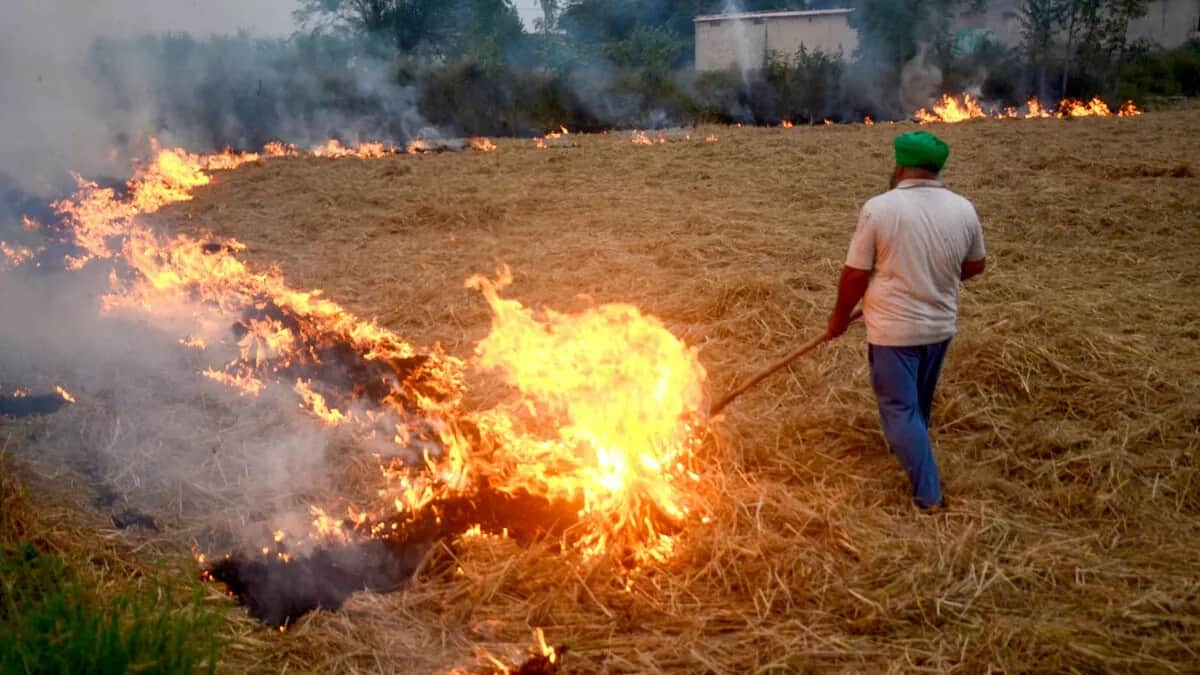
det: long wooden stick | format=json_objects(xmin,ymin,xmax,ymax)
[{"xmin": 708, "ymin": 310, "xmax": 862, "ymax": 416}]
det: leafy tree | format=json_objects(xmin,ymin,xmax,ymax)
[
  {"xmin": 769, "ymin": 47, "xmax": 844, "ymax": 122},
  {"xmin": 1116, "ymin": 38, "xmax": 1200, "ymax": 99},
  {"xmin": 602, "ymin": 24, "xmax": 689, "ymax": 117},
  {"xmin": 448, "ymin": 0, "xmax": 525, "ymax": 60},
  {"xmin": 847, "ymin": 0, "xmax": 963, "ymax": 108},
  {"xmin": 558, "ymin": 0, "xmax": 706, "ymax": 68},
  {"xmin": 537, "ymin": 0, "xmax": 560, "ymax": 33},
  {"xmin": 1020, "ymin": 0, "xmax": 1065, "ymax": 99},
  {"xmin": 296, "ymin": 0, "xmax": 523, "ymax": 58},
  {"xmin": 1098, "ymin": 0, "xmax": 1150, "ymax": 86},
  {"xmin": 1056, "ymin": 0, "xmax": 1149, "ymax": 94}
]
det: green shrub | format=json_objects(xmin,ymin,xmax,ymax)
[
  {"xmin": 1117, "ymin": 40, "xmax": 1200, "ymax": 100},
  {"xmin": 770, "ymin": 47, "xmax": 846, "ymax": 123},
  {"xmin": 0, "ymin": 543, "xmax": 222, "ymax": 675},
  {"xmin": 685, "ymin": 70, "xmax": 748, "ymax": 124}
]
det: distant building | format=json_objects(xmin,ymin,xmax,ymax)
[
  {"xmin": 693, "ymin": 9, "xmax": 857, "ymax": 72},
  {"xmin": 694, "ymin": 1, "xmax": 1199, "ymax": 73}
]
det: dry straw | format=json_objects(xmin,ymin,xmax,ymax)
[{"xmin": 7, "ymin": 108, "xmax": 1200, "ymax": 672}]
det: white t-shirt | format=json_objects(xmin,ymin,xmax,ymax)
[{"xmin": 844, "ymin": 179, "xmax": 985, "ymax": 347}]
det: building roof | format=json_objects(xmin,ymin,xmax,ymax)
[{"xmin": 694, "ymin": 8, "xmax": 853, "ymax": 23}]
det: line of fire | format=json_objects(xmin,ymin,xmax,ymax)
[
  {"xmin": 0, "ymin": 91, "xmax": 1149, "ymax": 669},
  {"xmin": 0, "ymin": 82, "xmax": 1155, "ymax": 639}
]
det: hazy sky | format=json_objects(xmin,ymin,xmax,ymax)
[
  {"xmin": 0, "ymin": 0, "xmax": 547, "ymax": 194},
  {"xmin": 68, "ymin": 0, "xmax": 547, "ymax": 36},
  {"xmin": 13, "ymin": 0, "xmax": 302, "ymax": 38}
]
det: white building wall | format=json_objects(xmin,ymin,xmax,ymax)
[
  {"xmin": 695, "ymin": 1, "xmax": 1197, "ymax": 73},
  {"xmin": 695, "ymin": 17, "xmax": 767, "ymax": 72},
  {"xmin": 695, "ymin": 12, "xmax": 856, "ymax": 72},
  {"xmin": 765, "ymin": 15, "xmax": 858, "ymax": 59}
]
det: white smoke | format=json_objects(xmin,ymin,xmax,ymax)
[
  {"xmin": 0, "ymin": 1, "xmax": 432, "ymax": 196},
  {"xmin": 899, "ymin": 44, "xmax": 944, "ymax": 113},
  {"xmin": 0, "ymin": 268, "xmax": 338, "ymax": 545},
  {"xmin": 0, "ymin": 1, "xmax": 454, "ymax": 554},
  {"xmin": 722, "ymin": 1, "xmax": 758, "ymax": 88}
]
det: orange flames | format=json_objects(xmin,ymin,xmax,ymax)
[
  {"xmin": 1025, "ymin": 98, "xmax": 1052, "ymax": 118},
  {"xmin": 471, "ymin": 628, "xmax": 558, "ymax": 674},
  {"xmin": 465, "ymin": 268, "xmax": 707, "ymax": 562},
  {"xmin": 533, "ymin": 628, "xmax": 557, "ymax": 665},
  {"xmin": 405, "ymin": 139, "xmax": 437, "ymax": 154},
  {"xmin": 631, "ymin": 130, "xmax": 659, "ymax": 146},
  {"xmin": 1118, "ymin": 100, "xmax": 1143, "ymax": 117},
  {"xmin": 26, "ymin": 136, "xmax": 709, "ymax": 568},
  {"xmin": 781, "ymin": 120, "xmax": 794, "ymax": 129},
  {"xmin": 916, "ymin": 93, "xmax": 1143, "ymax": 123},
  {"xmin": 631, "ymin": 130, "xmax": 696, "ymax": 146},
  {"xmin": 470, "ymin": 137, "xmax": 497, "ymax": 152},
  {"xmin": 535, "ymin": 126, "xmax": 571, "ymax": 149},
  {"xmin": 0, "ymin": 241, "xmax": 38, "ymax": 269},
  {"xmin": 915, "ymin": 93, "xmax": 989, "ymax": 124},
  {"xmin": 1058, "ymin": 97, "xmax": 1112, "ymax": 117},
  {"xmin": 263, "ymin": 141, "xmax": 299, "ymax": 157},
  {"xmin": 311, "ymin": 139, "xmax": 396, "ymax": 158}
]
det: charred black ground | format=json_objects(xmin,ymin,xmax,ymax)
[
  {"xmin": 0, "ymin": 393, "xmax": 70, "ymax": 418},
  {"xmin": 205, "ymin": 485, "xmax": 582, "ymax": 627}
]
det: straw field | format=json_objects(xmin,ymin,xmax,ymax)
[{"xmin": 9, "ymin": 108, "xmax": 1200, "ymax": 672}]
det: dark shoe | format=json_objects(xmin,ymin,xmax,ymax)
[{"xmin": 916, "ymin": 496, "xmax": 948, "ymax": 512}]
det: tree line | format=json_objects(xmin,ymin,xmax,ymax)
[{"xmin": 88, "ymin": 1, "xmax": 1200, "ymax": 146}]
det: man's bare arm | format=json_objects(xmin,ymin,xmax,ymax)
[
  {"xmin": 827, "ymin": 266, "xmax": 871, "ymax": 337},
  {"xmin": 961, "ymin": 257, "xmax": 986, "ymax": 281}
]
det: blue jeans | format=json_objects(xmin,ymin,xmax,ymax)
[{"xmin": 868, "ymin": 339, "xmax": 951, "ymax": 508}]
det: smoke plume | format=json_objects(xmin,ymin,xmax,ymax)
[{"xmin": 0, "ymin": 1, "xmax": 433, "ymax": 197}]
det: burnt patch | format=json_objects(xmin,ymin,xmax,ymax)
[
  {"xmin": 207, "ymin": 539, "xmax": 429, "ymax": 627},
  {"xmin": 0, "ymin": 393, "xmax": 70, "ymax": 418},
  {"xmin": 406, "ymin": 139, "xmax": 468, "ymax": 154},
  {"xmin": 510, "ymin": 649, "xmax": 566, "ymax": 675},
  {"xmin": 205, "ymin": 485, "xmax": 582, "ymax": 627},
  {"xmin": 111, "ymin": 509, "xmax": 159, "ymax": 531}
]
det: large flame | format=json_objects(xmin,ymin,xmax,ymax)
[
  {"xmin": 915, "ymin": 93, "xmax": 989, "ymax": 124},
  {"xmin": 1058, "ymin": 97, "xmax": 1112, "ymax": 117},
  {"xmin": 25, "ymin": 136, "xmax": 708, "ymax": 567},
  {"xmin": 465, "ymin": 268, "xmax": 707, "ymax": 562},
  {"xmin": 47, "ymin": 141, "xmax": 467, "ymax": 471}
]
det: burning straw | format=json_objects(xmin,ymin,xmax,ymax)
[
  {"xmin": 11, "ymin": 136, "xmax": 714, "ymax": 635},
  {"xmin": 5, "ymin": 107, "xmax": 1199, "ymax": 672},
  {"xmin": 148, "ymin": 111, "xmax": 1197, "ymax": 672}
]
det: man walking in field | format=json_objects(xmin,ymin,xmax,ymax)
[{"xmin": 826, "ymin": 131, "xmax": 986, "ymax": 510}]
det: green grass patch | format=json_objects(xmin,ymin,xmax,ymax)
[{"xmin": 0, "ymin": 542, "xmax": 222, "ymax": 675}]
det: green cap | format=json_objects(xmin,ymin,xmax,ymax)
[{"xmin": 894, "ymin": 131, "xmax": 950, "ymax": 170}]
